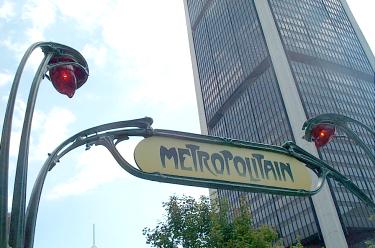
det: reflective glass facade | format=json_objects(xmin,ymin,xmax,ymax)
[
  {"xmin": 268, "ymin": 0, "xmax": 375, "ymax": 245},
  {"xmin": 186, "ymin": 0, "xmax": 375, "ymax": 246}
]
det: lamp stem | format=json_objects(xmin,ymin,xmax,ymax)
[
  {"xmin": 93, "ymin": 224, "xmax": 95, "ymax": 246},
  {"xmin": 339, "ymin": 125, "xmax": 375, "ymax": 167},
  {"xmin": 8, "ymin": 52, "xmax": 54, "ymax": 248}
]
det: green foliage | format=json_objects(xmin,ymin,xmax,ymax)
[
  {"xmin": 142, "ymin": 195, "xmax": 211, "ymax": 248},
  {"xmin": 143, "ymin": 195, "xmax": 281, "ymax": 248},
  {"xmin": 365, "ymin": 240, "xmax": 375, "ymax": 248},
  {"xmin": 365, "ymin": 215, "xmax": 375, "ymax": 247},
  {"xmin": 290, "ymin": 237, "xmax": 304, "ymax": 248}
]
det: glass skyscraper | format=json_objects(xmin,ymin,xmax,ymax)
[{"xmin": 184, "ymin": 0, "xmax": 375, "ymax": 247}]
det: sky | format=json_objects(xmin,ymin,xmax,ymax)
[{"xmin": 0, "ymin": 0, "xmax": 374, "ymax": 247}]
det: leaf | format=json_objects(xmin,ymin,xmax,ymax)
[{"xmin": 143, "ymin": 194, "xmax": 280, "ymax": 248}]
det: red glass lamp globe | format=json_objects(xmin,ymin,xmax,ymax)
[
  {"xmin": 48, "ymin": 56, "xmax": 88, "ymax": 98},
  {"xmin": 311, "ymin": 124, "xmax": 336, "ymax": 148}
]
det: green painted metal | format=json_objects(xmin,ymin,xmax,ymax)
[
  {"xmin": 9, "ymin": 52, "xmax": 54, "ymax": 248},
  {"xmin": 24, "ymin": 116, "xmax": 375, "ymax": 247},
  {"xmin": 0, "ymin": 42, "xmax": 89, "ymax": 248},
  {"xmin": 303, "ymin": 113, "xmax": 375, "ymax": 211},
  {"xmin": 2, "ymin": 43, "xmax": 374, "ymax": 248},
  {"xmin": 0, "ymin": 42, "xmax": 46, "ymax": 248}
]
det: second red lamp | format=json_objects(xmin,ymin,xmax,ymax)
[{"xmin": 311, "ymin": 123, "xmax": 336, "ymax": 148}]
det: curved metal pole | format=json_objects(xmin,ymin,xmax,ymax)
[
  {"xmin": 24, "ymin": 118, "xmax": 152, "ymax": 248},
  {"xmin": 330, "ymin": 114, "xmax": 375, "ymax": 136},
  {"xmin": 0, "ymin": 42, "xmax": 45, "ymax": 247},
  {"xmin": 24, "ymin": 116, "xmax": 331, "ymax": 248},
  {"xmin": 303, "ymin": 113, "xmax": 375, "ymax": 166},
  {"xmin": 9, "ymin": 52, "xmax": 54, "ymax": 248},
  {"xmin": 22, "ymin": 116, "xmax": 374, "ymax": 247},
  {"xmin": 336, "ymin": 125, "xmax": 375, "ymax": 166},
  {"xmin": 303, "ymin": 113, "xmax": 375, "ymax": 139},
  {"xmin": 303, "ymin": 113, "xmax": 375, "ymax": 210},
  {"xmin": 100, "ymin": 129, "xmax": 325, "ymax": 197},
  {"xmin": 283, "ymin": 141, "xmax": 375, "ymax": 211},
  {"xmin": 303, "ymin": 114, "xmax": 375, "ymax": 179},
  {"xmin": 0, "ymin": 41, "xmax": 88, "ymax": 248}
]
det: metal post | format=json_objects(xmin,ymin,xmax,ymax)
[
  {"xmin": 303, "ymin": 113, "xmax": 375, "ymax": 208},
  {"xmin": 8, "ymin": 52, "xmax": 54, "ymax": 248},
  {"xmin": 303, "ymin": 113, "xmax": 375, "ymax": 164},
  {"xmin": 0, "ymin": 42, "xmax": 88, "ymax": 248},
  {"xmin": 0, "ymin": 42, "xmax": 45, "ymax": 248},
  {"xmin": 92, "ymin": 224, "xmax": 96, "ymax": 248}
]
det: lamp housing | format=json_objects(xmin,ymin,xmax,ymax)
[
  {"xmin": 311, "ymin": 123, "xmax": 336, "ymax": 148},
  {"xmin": 47, "ymin": 54, "xmax": 88, "ymax": 98}
]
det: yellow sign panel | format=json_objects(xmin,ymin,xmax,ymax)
[{"xmin": 134, "ymin": 136, "xmax": 313, "ymax": 191}]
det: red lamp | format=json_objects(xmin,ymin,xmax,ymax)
[
  {"xmin": 311, "ymin": 123, "xmax": 336, "ymax": 148},
  {"xmin": 48, "ymin": 56, "xmax": 88, "ymax": 98}
]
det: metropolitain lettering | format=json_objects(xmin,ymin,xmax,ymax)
[{"xmin": 160, "ymin": 144, "xmax": 295, "ymax": 183}]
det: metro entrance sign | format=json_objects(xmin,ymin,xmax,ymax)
[
  {"xmin": 135, "ymin": 136, "xmax": 314, "ymax": 193},
  {"xmin": 2, "ymin": 41, "xmax": 373, "ymax": 248},
  {"xmin": 15, "ymin": 117, "xmax": 375, "ymax": 248}
]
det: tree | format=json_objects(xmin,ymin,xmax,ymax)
[
  {"xmin": 364, "ymin": 215, "xmax": 375, "ymax": 248},
  {"xmin": 289, "ymin": 237, "xmax": 304, "ymax": 248},
  {"xmin": 142, "ymin": 195, "xmax": 282, "ymax": 248}
]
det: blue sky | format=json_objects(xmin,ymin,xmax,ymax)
[{"xmin": 0, "ymin": 0, "xmax": 374, "ymax": 247}]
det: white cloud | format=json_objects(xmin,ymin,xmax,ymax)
[
  {"xmin": 30, "ymin": 107, "xmax": 75, "ymax": 161},
  {"xmin": 22, "ymin": 0, "xmax": 56, "ymax": 42},
  {"xmin": 168, "ymin": 185, "xmax": 209, "ymax": 199},
  {"xmin": 11, "ymin": 99, "xmax": 26, "ymax": 130},
  {"xmin": 0, "ymin": 37, "xmax": 26, "ymax": 57},
  {"xmin": 54, "ymin": 0, "xmax": 112, "ymax": 31},
  {"xmin": 3, "ymin": 0, "xmax": 196, "ymax": 110},
  {"xmin": 346, "ymin": 1, "xmax": 375, "ymax": 55},
  {"xmin": 26, "ymin": 49, "xmax": 45, "ymax": 71},
  {"xmin": 100, "ymin": 1, "xmax": 186, "ymax": 62},
  {"xmin": 0, "ymin": 98, "xmax": 25, "ymax": 158},
  {"xmin": 5, "ymin": 102, "xmax": 75, "ymax": 161},
  {"xmin": 0, "ymin": 36, "xmax": 45, "ymax": 72},
  {"xmin": 0, "ymin": 1, "xmax": 15, "ymax": 21},
  {"xmin": 42, "ymin": 133, "xmax": 207, "ymax": 200},
  {"xmin": 9, "ymin": 131, "xmax": 21, "ymax": 158},
  {"xmin": 98, "ymin": 0, "xmax": 196, "ymax": 109},
  {"xmin": 25, "ymin": 28, "xmax": 45, "ymax": 42},
  {"xmin": 45, "ymin": 144, "xmax": 135, "ymax": 200},
  {"xmin": 0, "ymin": 0, "xmax": 55, "ymax": 65},
  {"xmin": 0, "ymin": 70, "xmax": 12, "ymax": 87},
  {"xmin": 82, "ymin": 44, "xmax": 108, "ymax": 67}
]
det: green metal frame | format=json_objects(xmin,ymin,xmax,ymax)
[
  {"xmin": 303, "ymin": 113, "xmax": 375, "ymax": 166},
  {"xmin": 0, "ymin": 42, "xmax": 46, "ymax": 248},
  {"xmin": 303, "ymin": 113, "xmax": 375, "ymax": 212},
  {"xmin": 1, "ymin": 43, "xmax": 373, "ymax": 248},
  {"xmin": 0, "ymin": 42, "xmax": 89, "ymax": 248},
  {"xmin": 23, "ymin": 116, "xmax": 375, "ymax": 248}
]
